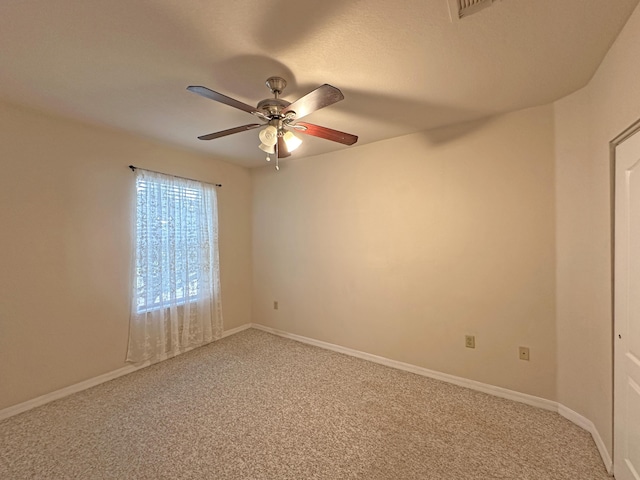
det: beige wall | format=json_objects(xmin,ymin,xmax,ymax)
[
  {"xmin": 0, "ymin": 101, "xmax": 252, "ymax": 410},
  {"xmin": 554, "ymin": 3, "xmax": 640, "ymax": 455},
  {"xmin": 252, "ymin": 105, "xmax": 557, "ymax": 400}
]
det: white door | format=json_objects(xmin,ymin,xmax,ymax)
[{"xmin": 615, "ymin": 127, "xmax": 640, "ymax": 480}]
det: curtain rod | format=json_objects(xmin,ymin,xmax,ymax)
[{"xmin": 128, "ymin": 165, "xmax": 222, "ymax": 187}]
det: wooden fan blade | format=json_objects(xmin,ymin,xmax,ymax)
[
  {"xmin": 187, "ymin": 86, "xmax": 259, "ymax": 115},
  {"xmin": 281, "ymin": 84, "xmax": 344, "ymax": 120},
  {"xmin": 295, "ymin": 122, "xmax": 358, "ymax": 145},
  {"xmin": 277, "ymin": 136, "xmax": 291, "ymax": 158},
  {"xmin": 197, "ymin": 124, "xmax": 262, "ymax": 140}
]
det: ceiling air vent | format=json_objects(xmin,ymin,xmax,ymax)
[{"xmin": 448, "ymin": 0, "xmax": 496, "ymax": 20}]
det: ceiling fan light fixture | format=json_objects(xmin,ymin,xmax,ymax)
[
  {"xmin": 259, "ymin": 125, "xmax": 278, "ymax": 146},
  {"xmin": 259, "ymin": 142, "xmax": 275, "ymax": 154},
  {"xmin": 283, "ymin": 131, "xmax": 302, "ymax": 152}
]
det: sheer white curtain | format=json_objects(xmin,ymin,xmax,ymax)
[{"xmin": 126, "ymin": 169, "xmax": 223, "ymax": 363}]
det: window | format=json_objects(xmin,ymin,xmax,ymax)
[
  {"xmin": 135, "ymin": 179, "xmax": 204, "ymax": 312},
  {"xmin": 127, "ymin": 168, "xmax": 223, "ymax": 363}
]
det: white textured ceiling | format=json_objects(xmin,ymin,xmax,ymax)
[{"xmin": 0, "ymin": 0, "xmax": 638, "ymax": 167}]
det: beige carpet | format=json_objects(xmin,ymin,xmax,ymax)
[{"xmin": 0, "ymin": 329, "xmax": 609, "ymax": 479}]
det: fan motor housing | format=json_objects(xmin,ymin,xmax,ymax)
[{"xmin": 257, "ymin": 98, "xmax": 291, "ymax": 118}]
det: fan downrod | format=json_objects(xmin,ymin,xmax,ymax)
[{"xmin": 257, "ymin": 77, "xmax": 291, "ymax": 117}]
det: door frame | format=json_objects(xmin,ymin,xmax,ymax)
[{"xmin": 610, "ymin": 117, "xmax": 640, "ymax": 475}]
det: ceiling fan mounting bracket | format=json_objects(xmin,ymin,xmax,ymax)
[{"xmin": 265, "ymin": 76, "xmax": 287, "ymax": 96}]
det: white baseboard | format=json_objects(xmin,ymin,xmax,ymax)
[
  {"xmin": 0, "ymin": 363, "xmax": 144, "ymax": 422},
  {"xmin": 0, "ymin": 321, "xmax": 613, "ymax": 475},
  {"xmin": 558, "ymin": 404, "xmax": 613, "ymax": 474},
  {"xmin": 0, "ymin": 323, "xmax": 252, "ymax": 422},
  {"xmin": 251, "ymin": 323, "xmax": 557, "ymax": 410},
  {"xmin": 220, "ymin": 323, "xmax": 253, "ymax": 338},
  {"xmin": 251, "ymin": 323, "xmax": 613, "ymax": 474}
]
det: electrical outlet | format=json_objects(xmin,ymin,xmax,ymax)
[
  {"xmin": 465, "ymin": 335, "xmax": 475, "ymax": 349},
  {"xmin": 273, "ymin": 301, "xmax": 278, "ymax": 310},
  {"xmin": 519, "ymin": 346, "xmax": 530, "ymax": 361}
]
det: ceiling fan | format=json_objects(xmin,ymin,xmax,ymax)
[{"xmin": 187, "ymin": 77, "xmax": 358, "ymax": 169}]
